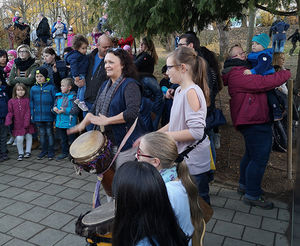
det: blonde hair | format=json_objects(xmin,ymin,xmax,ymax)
[
  {"xmin": 17, "ymin": 44, "xmax": 34, "ymax": 58},
  {"xmin": 61, "ymin": 77, "xmax": 73, "ymax": 87},
  {"xmin": 142, "ymin": 132, "xmax": 204, "ymax": 246},
  {"xmin": 12, "ymin": 83, "xmax": 28, "ymax": 98}
]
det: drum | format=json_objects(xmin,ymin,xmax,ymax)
[
  {"xmin": 70, "ymin": 130, "xmax": 113, "ymax": 175},
  {"xmin": 76, "ymin": 201, "xmax": 114, "ymax": 246}
]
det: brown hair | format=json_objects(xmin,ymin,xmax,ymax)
[
  {"xmin": 72, "ymin": 34, "xmax": 89, "ymax": 50},
  {"xmin": 141, "ymin": 132, "xmax": 204, "ymax": 246},
  {"xmin": 142, "ymin": 37, "xmax": 158, "ymax": 64},
  {"xmin": 272, "ymin": 52, "xmax": 285, "ymax": 71},
  {"xmin": 12, "ymin": 83, "xmax": 28, "ymax": 98},
  {"xmin": 169, "ymin": 46, "xmax": 210, "ymax": 106}
]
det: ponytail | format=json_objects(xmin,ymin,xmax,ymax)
[{"xmin": 194, "ymin": 56, "xmax": 210, "ymax": 107}]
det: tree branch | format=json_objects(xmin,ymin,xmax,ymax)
[{"xmin": 255, "ymin": 4, "xmax": 298, "ymax": 16}]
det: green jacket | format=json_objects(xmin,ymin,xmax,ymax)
[{"xmin": 8, "ymin": 62, "xmax": 39, "ymax": 87}]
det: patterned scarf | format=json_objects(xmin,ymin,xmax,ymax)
[
  {"xmin": 95, "ymin": 75, "xmax": 124, "ymax": 116},
  {"xmin": 159, "ymin": 166, "xmax": 177, "ymax": 183}
]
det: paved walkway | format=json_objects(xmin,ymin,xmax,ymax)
[{"xmin": 0, "ymin": 146, "xmax": 291, "ymax": 246}]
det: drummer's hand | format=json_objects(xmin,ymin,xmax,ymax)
[
  {"xmin": 67, "ymin": 123, "xmax": 85, "ymax": 135},
  {"xmin": 90, "ymin": 113, "xmax": 109, "ymax": 126},
  {"xmin": 132, "ymin": 137, "xmax": 141, "ymax": 148}
]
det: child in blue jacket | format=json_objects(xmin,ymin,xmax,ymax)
[
  {"xmin": 53, "ymin": 78, "xmax": 78, "ymax": 161},
  {"xmin": 30, "ymin": 67, "xmax": 57, "ymax": 160},
  {"xmin": 65, "ymin": 35, "xmax": 89, "ymax": 112},
  {"xmin": 0, "ymin": 84, "xmax": 9, "ymax": 162},
  {"xmin": 244, "ymin": 33, "xmax": 283, "ymax": 121}
]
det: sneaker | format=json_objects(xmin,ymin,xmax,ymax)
[
  {"xmin": 24, "ymin": 152, "xmax": 31, "ymax": 158},
  {"xmin": 7, "ymin": 137, "xmax": 14, "ymax": 145},
  {"xmin": 37, "ymin": 152, "xmax": 47, "ymax": 160},
  {"xmin": 17, "ymin": 154, "xmax": 23, "ymax": 161},
  {"xmin": 237, "ymin": 187, "xmax": 265, "ymax": 196},
  {"xmin": 78, "ymin": 101, "xmax": 89, "ymax": 111},
  {"xmin": 12, "ymin": 139, "xmax": 17, "ymax": 146},
  {"xmin": 48, "ymin": 153, "xmax": 55, "ymax": 161},
  {"xmin": 55, "ymin": 154, "xmax": 69, "ymax": 162},
  {"xmin": 74, "ymin": 99, "xmax": 80, "ymax": 105},
  {"xmin": 243, "ymin": 196, "xmax": 274, "ymax": 209}
]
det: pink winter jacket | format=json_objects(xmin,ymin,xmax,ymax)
[
  {"xmin": 4, "ymin": 60, "xmax": 14, "ymax": 76},
  {"xmin": 222, "ymin": 66, "xmax": 291, "ymax": 127}
]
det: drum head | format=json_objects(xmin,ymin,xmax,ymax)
[
  {"xmin": 82, "ymin": 201, "xmax": 115, "ymax": 226},
  {"xmin": 70, "ymin": 131, "xmax": 105, "ymax": 161}
]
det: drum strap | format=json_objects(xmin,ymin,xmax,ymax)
[{"xmin": 93, "ymin": 117, "xmax": 139, "ymax": 208}]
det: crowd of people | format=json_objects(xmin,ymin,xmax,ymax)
[{"xmin": 0, "ymin": 12, "xmax": 298, "ymax": 246}]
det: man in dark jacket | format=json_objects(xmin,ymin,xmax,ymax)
[
  {"xmin": 288, "ymin": 29, "xmax": 300, "ymax": 55},
  {"xmin": 222, "ymin": 45, "xmax": 291, "ymax": 209},
  {"xmin": 74, "ymin": 34, "xmax": 112, "ymax": 130},
  {"xmin": 36, "ymin": 13, "xmax": 50, "ymax": 46}
]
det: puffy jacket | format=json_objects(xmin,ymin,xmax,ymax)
[
  {"xmin": 36, "ymin": 17, "xmax": 50, "ymax": 39},
  {"xmin": 65, "ymin": 50, "xmax": 89, "ymax": 78},
  {"xmin": 51, "ymin": 22, "xmax": 68, "ymax": 35},
  {"xmin": 54, "ymin": 91, "xmax": 78, "ymax": 128},
  {"xmin": 222, "ymin": 63, "xmax": 291, "ymax": 127},
  {"xmin": 30, "ymin": 82, "xmax": 57, "ymax": 122},
  {"xmin": 247, "ymin": 48, "xmax": 275, "ymax": 75}
]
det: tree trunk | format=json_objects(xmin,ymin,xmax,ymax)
[
  {"xmin": 295, "ymin": 49, "xmax": 300, "ymax": 91},
  {"xmin": 246, "ymin": 7, "xmax": 256, "ymax": 53},
  {"xmin": 216, "ymin": 21, "xmax": 229, "ymax": 61}
]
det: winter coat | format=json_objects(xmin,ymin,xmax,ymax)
[
  {"xmin": 271, "ymin": 21, "xmax": 290, "ymax": 41},
  {"xmin": 222, "ymin": 60, "xmax": 291, "ymax": 127},
  {"xmin": 36, "ymin": 17, "xmax": 50, "ymax": 39},
  {"xmin": 5, "ymin": 97, "xmax": 35, "ymax": 136},
  {"xmin": 67, "ymin": 33, "xmax": 75, "ymax": 47},
  {"xmin": 4, "ymin": 60, "xmax": 14, "ymax": 77},
  {"xmin": 287, "ymin": 30, "xmax": 300, "ymax": 44},
  {"xmin": 8, "ymin": 59, "xmax": 39, "ymax": 87},
  {"xmin": 65, "ymin": 50, "xmax": 89, "ymax": 77},
  {"xmin": 53, "ymin": 91, "xmax": 78, "ymax": 128},
  {"xmin": 51, "ymin": 22, "xmax": 68, "ymax": 38},
  {"xmin": 14, "ymin": 22, "xmax": 30, "ymax": 46},
  {"xmin": 247, "ymin": 48, "xmax": 275, "ymax": 75},
  {"xmin": 0, "ymin": 85, "xmax": 8, "ymax": 124},
  {"xmin": 30, "ymin": 82, "xmax": 57, "ymax": 122},
  {"xmin": 135, "ymin": 51, "xmax": 155, "ymax": 75}
]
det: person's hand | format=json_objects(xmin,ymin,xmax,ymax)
[
  {"xmin": 90, "ymin": 113, "xmax": 110, "ymax": 126},
  {"xmin": 67, "ymin": 123, "xmax": 85, "ymax": 135},
  {"xmin": 243, "ymin": 69, "xmax": 252, "ymax": 75},
  {"xmin": 74, "ymin": 78, "xmax": 85, "ymax": 88},
  {"xmin": 52, "ymin": 62, "xmax": 57, "ymax": 73},
  {"xmin": 53, "ymin": 107, "xmax": 59, "ymax": 113},
  {"xmin": 166, "ymin": 88, "xmax": 175, "ymax": 99}
]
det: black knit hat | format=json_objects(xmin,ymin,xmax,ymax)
[{"xmin": 35, "ymin": 67, "xmax": 48, "ymax": 78}]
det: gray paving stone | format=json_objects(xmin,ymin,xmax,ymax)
[
  {"xmin": 213, "ymin": 220, "xmax": 244, "ymax": 239},
  {"xmin": 31, "ymin": 172, "xmax": 56, "ymax": 181},
  {"xmin": 40, "ymin": 211, "xmax": 74, "ymax": 229},
  {"xmin": 243, "ymin": 226, "xmax": 275, "ymax": 246},
  {"xmin": 225, "ymin": 198, "xmax": 251, "ymax": 213},
  {"xmin": 49, "ymin": 199, "xmax": 79, "ymax": 213},
  {"xmin": 250, "ymin": 206, "xmax": 278, "ymax": 219},
  {"xmin": 223, "ymin": 237, "xmax": 255, "ymax": 246},
  {"xmin": 23, "ymin": 180, "xmax": 49, "ymax": 191},
  {"xmin": 11, "ymin": 160, "xmax": 32, "ymax": 168},
  {"xmin": 275, "ymin": 233, "xmax": 290, "ymax": 246},
  {"xmin": 56, "ymin": 187, "xmax": 85, "ymax": 200},
  {"xmin": 210, "ymin": 185, "xmax": 221, "ymax": 195},
  {"xmin": 54, "ymin": 234, "xmax": 87, "ymax": 246},
  {"xmin": 3, "ymin": 167, "xmax": 26, "ymax": 175},
  {"xmin": 0, "ymin": 183, "xmax": 10, "ymax": 191},
  {"xmin": 212, "ymin": 206, "xmax": 235, "ymax": 222},
  {"xmin": 26, "ymin": 163, "xmax": 47, "ymax": 170},
  {"xmin": 64, "ymin": 179, "xmax": 88, "ymax": 189},
  {"xmin": 40, "ymin": 184, "xmax": 67, "ymax": 195},
  {"xmin": 54, "ymin": 167, "xmax": 75, "ymax": 176},
  {"xmin": 0, "ymin": 164, "xmax": 10, "ymax": 172},
  {"xmin": 205, "ymin": 218, "xmax": 216, "ymax": 232},
  {"xmin": 211, "ymin": 195, "xmax": 227, "ymax": 208},
  {"xmin": 73, "ymin": 191, "xmax": 94, "ymax": 204},
  {"xmin": 0, "ymin": 215, "xmax": 24, "ymax": 233},
  {"xmin": 278, "ymin": 208, "xmax": 290, "ymax": 221},
  {"xmin": 0, "ymin": 197, "xmax": 14, "ymax": 209},
  {"xmin": 0, "ymin": 232, "xmax": 12, "ymax": 245},
  {"xmin": 218, "ymin": 187, "xmax": 242, "ymax": 200},
  {"xmin": 7, "ymin": 221, "xmax": 45, "ymax": 240},
  {"xmin": 17, "ymin": 170, "xmax": 40, "ymax": 178},
  {"xmin": 232, "ymin": 211, "xmax": 262, "ymax": 228},
  {"xmin": 272, "ymin": 200, "xmax": 289, "ymax": 209},
  {"xmin": 29, "ymin": 228, "xmax": 67, "ymax": 246},
  {"xmin": 46, "ymin": 175, "xmax": 71, "ymax": 185},
  {"xmin": 61, "ymin": 218, "xmax": 77, "ymax": 234},
  {"xmin": 7, "ymin": 177, "xmax": 33, "ymax": 187},
  {"xmin": 3, "ymin": 238, "xmax": 36, "ymax": 246},
  {"xmin": 262, "ymin": 217, "xmax": 289, "ymax": 234},
  {"xmin": 20, "ymin": 206, "xmax": 54, "ymax": 222},
  {"xmin": 68, "ymin": 203, "xmax": 92, "ymax": 217},
  {"xmin": 14, "ymin": 190, "xmax": 43, "ymax": 202},
  {"xmin": 31, "ymin": 194, "xmax": 61, "ymax": 208},
  {"xmin": 1, "ymin": 201, "xmax": 34, "ymax": 216},
  {"xmin": 80, "ymin": 182, "xmax": 96, "ymax": 192},
  {"xmin": 0, "ymin": 187, "xmax": 25, "ymax": 198},
  {"xmin": 203, "ymin": 232, "xmax": 224, "ymax": 246},
  {"xmin": 0, "ymin": 174, "xmax": 18, "ymax": 184},
  {"xmin": 40, "ymin": 165, "xmax": 61, "ymax": 173}
]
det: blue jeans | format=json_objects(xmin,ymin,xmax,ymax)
[
  {"xmin": 272, "ymin": 39, "xmax": 286, "ymax": 53},
  {"xmin": 36, "ymin": 122, "xmax": 54, "ymax": 157},
  {"xmin": 192, "ymin": 170, "xmax": 214, "ymax": 205},
  {"xmin": 57, "ymin": 128, "xmax": 76, "ymax": 155},
  {"xmin": 54, "ymin": 37, "xmax": 65, "ymax": 56},
  {"xmin": 83, "ymin": 101, "xmax": 94, "ymax": 131},
  {"xmin": 239, "ymin": 123, "xmax": 272, "ymax": 200},
  {"xmin": 77, "ymin": 85, "xmax": 86, "ymax": 102}
]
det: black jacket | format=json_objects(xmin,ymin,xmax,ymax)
[
  {"xmin": 36, "ymin": 17, "xmax": 50, "ymax": 39},
  {"xmin": 84, "ymin": 48, "xmax": 108, "ymax": 104}
]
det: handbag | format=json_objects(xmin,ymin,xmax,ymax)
[{"xmin": 206, "ymin": 108, "xmax": 227, "ymax": 130}]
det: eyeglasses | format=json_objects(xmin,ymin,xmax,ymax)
[
  {"xmin": 19, "ymin": 50, "xmax": 28, "ymax": 54},
  {"xmin": 166, "ymin": 65, "xmax": 180, "ymax": 71},
  {"xmin": 135, "ymin": 146, "xmax": 155, "ymax": 160},
  {"xmin": 178, "ymin": 43, "xmax": 188, "ymax": 47}
]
